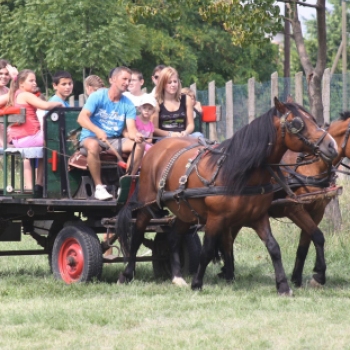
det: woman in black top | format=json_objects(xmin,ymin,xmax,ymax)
[{"xmin": 152, "ymin": 66, "xmax": 195, "ymax": 138}]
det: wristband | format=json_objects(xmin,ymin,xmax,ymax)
[{"xmin": 168, "ymin": 131, "xmax": 172, "ymax": 137}]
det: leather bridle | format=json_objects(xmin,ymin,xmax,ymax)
[{"xmin": 280, "ymin": 110, "xmax": 329, "ymax": 157}]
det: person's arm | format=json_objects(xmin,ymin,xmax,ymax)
[
  {"xmin": 0, "ymin": 93, "xmax": 8, "ymax": 107},
  {"xmin": 181, "ymin": 95, "xmax": 195, "ymax": 136},
  {"xmin": 77, "ymin": 108, "xmax": 107, "ymax": 141},
  {"xmin": 125, "ymin": 119, "xmax": 143, "ymax": 143},
  {"xmin": 22, "ymin": 92, "xmax": 62, "ymax": 110},
  {"xmin": 194, "ymin": 100, "xmax": 203, "ymax": 113}
]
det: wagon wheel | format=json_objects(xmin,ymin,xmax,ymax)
[
  {"xmin": 51, "ymin": 224, "xmax": 103, "ymax": 284},
  {"xmin": 47, "ymin": 219, "xmax": 80, "ymax": 273},
  {"xmin": 152, "ymin": 229, "xmax": 201, "ymax": 279}
]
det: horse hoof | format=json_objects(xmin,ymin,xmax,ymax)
[
  {"xmin": 191, "ymin": 282, "xmax": 203, "ymax": 291},
  {"xmin": 117, "ymin": 273, "xmax": 128, "ymax": 284},
  {"xmin": 309, "ymin": 278, "xmax": 323, "ymax": 288},
  {"xmin": 278, "ymin": 289, "xmax": 293, "ymax": 297},
  {"xmin": 172, "ymin": 277, "xmax": 188, "ymax": 287}
]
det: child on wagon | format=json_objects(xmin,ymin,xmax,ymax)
[
  {"xmin": 6, "ymin": 69, "xmax": 63, "ymax": 194},
  {"xmin": 135, "ymin": 94, "xmax": 156, "ymax": 152},
  {"xmin": 49, "ymin": 70, "xmax": 73, "ymax": 106}
]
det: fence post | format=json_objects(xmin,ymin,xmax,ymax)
[
  {"xmin": 208, "ymin": 80, "xmax": 218, "ymax": 140},
  {"xmin": 271, "ymin": 72, "xmax": 278, "ymax": 107},
  {"xmin": 248, "ymin": 77, "xmax": 255, "ymax": 123},
  {"xmin": 190, "ymin": 83, "xmax": 197, "ymax": 96},
  {"xmin": 295, "ymin": 71, "xmax": 303, "ymax": 105},
  {"xmin": 79, "ymin": 94, "xmax": 85, "ymax": 107},
  {"xmin": 225, "ymin": 80, "xmax": 234, "ymax": 139},
  {"xmin": 322, "ymin": 68, "xmax": 331, "ymax": 124},
  {"xmin": 69, "ymin": 96, "xmax": 75, "ymax": 107}
]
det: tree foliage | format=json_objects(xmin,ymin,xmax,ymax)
[
  {"xmin": 0, "ymin": 0, "xmax": 144, "ymax": 91},
  {"xmin": 0, "ymin": 0, "xmax": 282, "ymax": 93}
]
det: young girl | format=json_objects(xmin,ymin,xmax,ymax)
[
  {"xmin": 7, "ymin": 69, "xmax": 63, "ymax": 192},
  {"xmin": 136, "ymin": 94, "xmax": 156, "ymax": 151},
  {"xmin": 0, "ymin": 60, "xmax": 18, "ymax": 147},
  {"xmin": 84, "ymin": 75, "xmax": 105, "ymax": 96},
  {"xmin": 153, "ymin": 66, "xmax": 195, "ymax": 138}
]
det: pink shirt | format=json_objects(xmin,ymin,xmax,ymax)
[
  {"xmin": 8, "ymin": 90, "xmax": 40, "ymax": 140},
  {"xmin": 135, "ymin": 116, "xmax": 154, "ymax": 138}
]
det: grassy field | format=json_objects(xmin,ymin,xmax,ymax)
[{"xmin": 1, "ymin": 182, "xmax": 350, "ymax": 349}]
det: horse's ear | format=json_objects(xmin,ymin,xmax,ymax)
[
  {"xmin": 274, "ymin": 97, "xmax": 287, "ymax": 114},
  {"xmin": 286, "ymin": 94, "xmax": 294, "ymax": 103}
]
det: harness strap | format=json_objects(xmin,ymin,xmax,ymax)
[
  {"xmin": 267, "ymin": 165, "xmax": 296, "ymax": 198},
  {"xmin": 157, "ymin": 143, "xmax": 201, "ymax": 208},
  {"xmin": 161, "ymin": 183, "xmax": 275, "ymax": 202}
]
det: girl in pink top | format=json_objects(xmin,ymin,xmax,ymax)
[
  {"xmin": 6, "ymin": 69, "xmax": 63, "ymax": 188},
  {"xmin": 135, "ymin": 94, "xmax": 156, "ymax": 151}
]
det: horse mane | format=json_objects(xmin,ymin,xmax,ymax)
[
  {"xmin": 207, "ymin": 102, "xmax": 305, "ymax": 194},
  {"xmin": 339, "ymin": 111, "xmax": 350, "ymax": 121}
]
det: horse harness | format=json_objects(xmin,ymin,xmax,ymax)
[
  {"xmin": 280, "ymin": 111, "xmax": 328, "ymax": 156},
  {"xmin": 156, "ymin": 138, "xmax": 274, "ymax": 212}
]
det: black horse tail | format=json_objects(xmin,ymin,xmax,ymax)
[{"xmin": 116, "ymin": 184, "xmax": 142, "ymax": 257}]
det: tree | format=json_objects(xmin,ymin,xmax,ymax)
[
  {"xmin": 127, "ymin": 0, "xmax": 281, "ymax": 89},
  {"xmin": 0, "ymin": 0, "xmax": 144, "ymax": 93},
  {"xmin": 280, "ymin": 0, "xmax": 328, "ymax": 125}
]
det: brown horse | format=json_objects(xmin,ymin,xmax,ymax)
[
  {"xmin": 219, "ymin": 112, "xmax": 350, "ymax": 288},
  {"xmin": 117, "ymin": 98, "xmax": 337, "ymax": 295},
  {"xmin": 270, "ymin": 111, "xmax": 350, "ymax": 287}
]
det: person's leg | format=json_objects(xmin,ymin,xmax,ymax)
[
  {"xmin": 82, "ymin": 138, "xmax": 103, "ymax": 185},
  {"xmin": 121, "ymin": 139, "xmax": 145, "ymax": 175},
  {"xmin": 36, "ymin": 158, "xmax": 43, "ymax": 186},
  {"xmin": 24, "ymin": 159, "xmax": 33, "ymax": 190},
  {"xmin": 81, "ymin": 138, "xmax": 113, "ymax": 200}
]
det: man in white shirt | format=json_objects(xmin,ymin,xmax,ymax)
[{"xmin": 123, "ymin": 69, "xmax": 145, "ymax": 108}]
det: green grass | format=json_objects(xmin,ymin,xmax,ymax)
[{"xmin": 1, "ymin": 182, "xmax": 350, "ymax": 349}]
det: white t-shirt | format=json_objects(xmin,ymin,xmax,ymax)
[{"xmin": 123, "ymin": 91, "xmax": 145, "ymax": 107}]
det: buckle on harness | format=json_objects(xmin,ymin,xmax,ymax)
[
  {"xmin": 159, "ymin": 179, "xmax": 166, "ymax": 188},
  {"xmin": 179, "ymin": 175, "xmax": 188, "ymax": 185}
]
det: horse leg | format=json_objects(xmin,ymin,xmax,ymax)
[
  {"xmin": 288, "ymin": 208, "xmax": 326, "ymax": 287},
  {"xmin": 291, "ymin": 230, "xmax": 311, "ymax": 287},
  {"xmin": 118, "ymin": 208, "xmax": 152, "ymax": 283},
  {"xmin": 217, "ymin": 227, "xmax": 241, "ymax": 283},
  {"xmin": 166, "ymin": 219, "xmax": 191, "ymax": 286},
  {"xmin": 191, "ymin": 233, "xmax": 219, "ymax": 290},
  {"xmin": 251, "ymin": 215, "xmax": 292, "ymax": 295}
]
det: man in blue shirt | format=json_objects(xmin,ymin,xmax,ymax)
[{"xmin": 77, "ymin": 66, "xmax": 144, "ymax": 200}]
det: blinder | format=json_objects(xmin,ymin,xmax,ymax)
[
  {"xmin": 287, "ymin": 116, "xmax": 305, "ymax": 134},
  {"xmin": 280, "ymin": 111, "xmax": 305, "ymax": 135}
]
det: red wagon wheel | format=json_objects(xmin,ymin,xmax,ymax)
[{"xmin": 51, "ymin": 224, "xmax": 103, "ymax": 284}]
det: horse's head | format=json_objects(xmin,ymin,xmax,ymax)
[
  {"xmin": 274, "ymin": 97, "xmax": 338, "ymax": 162},
  {"xmin": 327, "ymin": 111, "xmax": 350, "ymax": 161}
]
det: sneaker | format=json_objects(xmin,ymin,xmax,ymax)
[
  {"xmin": 94, "ymin": 184, "xmax": 113, "ymax": 201},
  {"xmin": 34, "ymin": 184, "xmax": 43, "ymax": 198}
]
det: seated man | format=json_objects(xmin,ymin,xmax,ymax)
[{"xmin": 77, "ymin": 66, "xmax": 144, "ymax": 201}]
